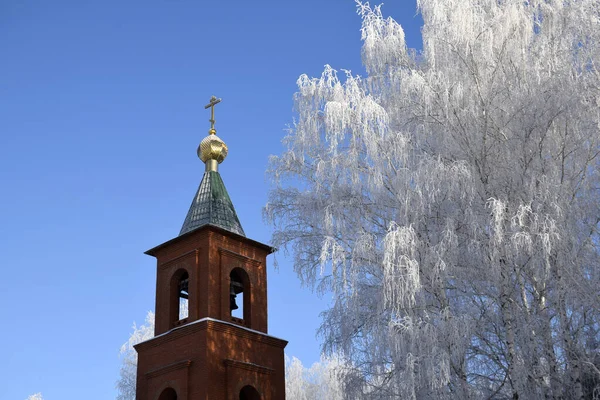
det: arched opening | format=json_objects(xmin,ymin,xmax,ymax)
[
  {"xmin": 239, "ymin": 385, "xmax": 261, "ymax": 400},
  {"xmin": 158, "ymin": 387, "xmax": 177, "ymax": 400},
  {"xmin": 229, "ymin": 268, "xmax": 250, "ymax": 324},
  {"xmin": 170, "ymin": 269, "xmax": 189, "ymax": 327},
  {"xmin": 178, "ymin": 271, "xmax": 189, "ymax": 320}
]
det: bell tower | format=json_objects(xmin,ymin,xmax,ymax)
[{"xmin": 135, "ymin": 96, "xmax": 287, "ymax": 400}]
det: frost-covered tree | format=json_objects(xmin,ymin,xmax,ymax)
[
  {"xmin": 266, "ymin": 1, "xmax": 600, "ymax": 398},
  {"xmin": 116, "ymin": 311, "xmax": 154, "ymax": 400},
  {"xmin": 286, "ymin": 355, "xmax": 346, "ymax": 399}
]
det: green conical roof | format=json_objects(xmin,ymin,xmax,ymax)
[{"xmin": 179, "ymin": 171, "xmax": 245, "ymax": 237}]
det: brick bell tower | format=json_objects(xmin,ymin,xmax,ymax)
[{"xmin": 135, "ymin": 96, "xmax": 287, "ymax": 400}]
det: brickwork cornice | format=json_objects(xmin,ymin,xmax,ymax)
[
  {"xmin": 145, "ymin": 359, "xmax": 192, "ymax": 379},
  {"xmin": 223, "ymin": 359, "xmax": 274, "ymax": 375},
  {"xmin": 159, "ymin": 249, "xmax": 198, "ymax": 270},
  {"xmin": 218, "ymin": 248, "xmax": 262, "ymax": 267}
]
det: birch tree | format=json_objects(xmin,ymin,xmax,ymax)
[
  {"xmin": 116, "ymin": 311, "xmax": 154, "ymax": 400},
  {"xmin": 286, "ymin": 355, "xmax": 346, "ymax": 400},
  {"xmin": 266, "ymin": 1, "xmax": 600, "ymax": 398}
]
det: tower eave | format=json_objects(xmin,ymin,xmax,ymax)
[
  {"xmin": 134, "ymin": 317, "xmax": 288, "ymax": 352},
  {"xmin": 144, "ymin": 223, "xmax": 275, "ymax": 258}
]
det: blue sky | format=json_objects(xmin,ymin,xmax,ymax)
[{"xmin": 0, "ymin": 1, "xmax": 421, "ymax": 398}]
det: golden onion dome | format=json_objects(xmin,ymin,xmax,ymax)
[{"xmin": 198, "ymin": 132, "xmax": 228, "ymax": 163}]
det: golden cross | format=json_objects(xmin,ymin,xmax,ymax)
[{"xmin": 204, "ymin": 95, "xmax": 222, "ymax": 134}]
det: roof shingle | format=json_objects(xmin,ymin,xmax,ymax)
[{"xmin": 179, "ymin": 171, "xmax": 245, "ymax": 237}]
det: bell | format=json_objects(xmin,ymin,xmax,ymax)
[
  {"xmin": 230, "ymin": 293, "xmax": 239, "ymax": 310},
  {"xmin": 230, "ymin": 286, "xmax": 239, "ymax": 311}
]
